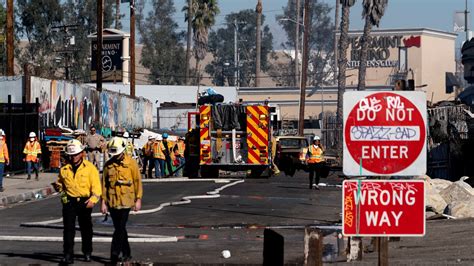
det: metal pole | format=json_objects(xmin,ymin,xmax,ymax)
[
  {"xmin": 96, "ymin": 0, "xmax": 104, "ymax": 92},
  {"xmin": 234, "ymin": 20, "xmax": 239, "ymax": 91},
  {"xmin": 130, "ymin": 0, "xmax": 136, "ymax": 98},
  {"xmin": 298, "ymin": 0, "xmax": 310, "ymax": 136},
  {"xmin": 255, "ymin": 0, "xmax": 262, "ymax": 87},
  {"xmin": 466, "ymin": 0, "xmax": 470, "ymax": 42},
  {"xmin": 6, "ymin": 0, "xmax": 14, "ymax": 76},
  {"xmin": 115, "ymin": 0, "xmax": 120, "ymax": 29},
  {"xmin": 295, "ymin": 0, "xmax": 300, "ymax": 87},
  {"xmin": 334, "ymin": 0, "xmax": 339, "ymax": 84}
]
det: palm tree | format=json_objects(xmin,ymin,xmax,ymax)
[
  {"xmin": 184, "ymin": 0, "xmax": 193, "ymax": 85},
  {"xmin": 357, "ymin": 0, "xmax": 388, "ymax": 90},
  {"xmin": 184, "ymin": 0, "xmax": 220, "ymax": 85},
  {"xmin": 336, "ymin": 0, "xmax": 356, "ymax": 147}
]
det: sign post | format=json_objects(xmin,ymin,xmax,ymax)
[{"xmin": 342, "ymin": 91, "xmax": 427, "ymax": 264}]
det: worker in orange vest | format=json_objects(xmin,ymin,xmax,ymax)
[
  {"xmin": 24, "ymin": 132, "xmax": 42, "ymax": 180},
  {"xmin": 0, "ymin": 130, "xmax": 9, "ymax": 192},
  {"xmin": 173, "ymin": 136, "xmax": 186, "ymax": 177},
  {"xmin": 152, "ymin": 135, "xmax": 166, "ymax": 178},
  {"xmin": 142, "ymin": 135, "xmax": 155, "ymax": 178},
  {"xmin": 306, "ymin": 136, "xmax": 325, "ymax": 190}
]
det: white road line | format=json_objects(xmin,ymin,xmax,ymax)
[
  {"xmin": 6, "ymin": 179, "xmax": 246, "ymax": 242},
  {"xmin": 142, "ymin": 178, "xmax": 237, "ymax": 183},
  {"xmin": 0, "ymin": 236, "xmax": 178, "ymax": 243}
]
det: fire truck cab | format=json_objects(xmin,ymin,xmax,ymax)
[{"xmin": 185, "ymin": 104, "xmax": 272, "ymax": 178}]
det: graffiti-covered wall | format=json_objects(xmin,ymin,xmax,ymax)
[{"xmin": 30, "ymin": 77, "xmax": 153, "ymax": 134}]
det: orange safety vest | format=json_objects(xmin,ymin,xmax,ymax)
[
  {"xmin": 307, "ymin": 145, "xmax": 324, "ymax": 164},
  {"xmin": 24, "ymin": 140, "xmax": 42, "ymax": 162},
  {"xmin": 152, "ymin": 141, "xmax": 165, "ymax": 160},
  {"xmin": 0, "ymin": 140, "xmax": 9, "ymax": 163},
  {"xmin": 142, "ymin": 142, "xmax": 153, "ymax": 157},
  {"xmin": 174, "ymin": 142, "xmax": 185, "ymax": 157}
]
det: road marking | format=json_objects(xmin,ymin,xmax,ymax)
[
  {"xmin": 0, "ymin": 235, "xmax": 178, "ymax": 243},
  {"xmin": 142, "ymin": 178, "xmax": 237, "ymax": 183},
  {"xmin": 7, "ymin": 179, "xmax": 246, "ymax": 243}
]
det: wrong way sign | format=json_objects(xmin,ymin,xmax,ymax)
[
  {"xmin": 342, "ymin": 180, "xmax": 425, "ymax": 237},
  {"xmin": 343, "ymin": 91, "xmax": 427, "ymax": 176}
]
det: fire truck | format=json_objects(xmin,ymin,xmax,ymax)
[{"xmin": 184, "ymin": 104, "xmax": 273, "ymax": 178}]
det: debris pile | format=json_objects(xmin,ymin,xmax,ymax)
[{"xmin": 425, "ymin": 175, "xmax": 474, "ymax": 218}]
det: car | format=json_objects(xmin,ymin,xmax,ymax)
[{"xmin": 274, "ymin": 136, "xmax": 309, "ymax": 176}]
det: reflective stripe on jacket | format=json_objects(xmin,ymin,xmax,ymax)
[
  {"xmin": 23, "ymin": 140, "xmax": 41, "ymax": 162},
  {"xmin": 0, "ymin": 141, "xmax": 9, "ymax": 163},
  {"xmin": 55, "ymin": 159, "xmax": 102, "ymax": 203},
  {"xmin": 102, "ymin": 155, "xmax": 143, "ymax": 209},
  {"xmin": 307, "ymin": 145, "xmax": 324, "ymax": 163}
]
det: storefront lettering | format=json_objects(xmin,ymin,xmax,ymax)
[
  {"xmin": 347, "ymin": 60, "xmax": 398, "ymax": 68},
  {"xmin": 348, "ymin": 35, "xmax": 404, "ymax": 68}
]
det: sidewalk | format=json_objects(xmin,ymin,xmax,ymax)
[{"xmin": 0, "ymin": 172, "xmax": 58, "ymax": 207}]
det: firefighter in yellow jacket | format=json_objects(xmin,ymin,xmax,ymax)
[
  {"xmin": 52, "ymin": 139, "xmax": 102, "ymax": 264},
  {"xmin": 101, "ymin": 137, "xmax": 143, "ymax": 264},
  {"xmin": 0, "ymin": 130, "xmax": 9, "ymax": 192},
  {"xmin": 23, "ymin": 132, "xmax": 42, "ymax": 180},
  {"xmin": 306, "ymin": 136, "xmax": 325, "ymax": 190}
]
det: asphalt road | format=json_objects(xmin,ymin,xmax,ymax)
[{"xmin": 0, "ymin": 171, "xmax": 344, "ymax": 265}]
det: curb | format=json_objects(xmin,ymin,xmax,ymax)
[{"xmin": 0, "ymin": 186, "xmax": 56, "ymax": 207}]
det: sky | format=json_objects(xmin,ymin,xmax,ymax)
[{"xmin": 120, "ymin": 0, "xmax": 471, "ymax": 49}]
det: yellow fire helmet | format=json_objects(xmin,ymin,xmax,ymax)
[
  {"xmin": 65, "ymin": 139, "xmax": 85, "ymax": 155},
  {"xmin": 107, "ymin": 136, "xmax": 126, "ymax": 156}
]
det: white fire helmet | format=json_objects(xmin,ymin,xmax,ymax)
[{"xmin": 65, "ymin": 139, "xmax": 85, "ymax": 155}]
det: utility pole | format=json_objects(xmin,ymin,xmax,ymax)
[
  {"xmin": 130, "ymin": 0, "xmax": 136, "ymax": 98},
  {"xmin": 53, "ymin": 24, "xmax": 78, "ymax": 80},
  {"xmin": 115, "ymin": 0, "xmax": 120, "ymax": 29},
  {"xmin": 185, "ymin": 0, "xmax": 193, "ymax": 85},
  {"xmin": 466, "ymin": 0, "xmax": 470, "ymax": 42},
  {"xmin": 6, "ymin": 0, "xmax": 14, "ymax": 76},
  {"xmin": 334, "ymin": 0, "xmax": 339, "ymax": 84},
  {"xmin": 234, "ymin": 20, "xmax": 239, "ymax": 91},
  {"xmin": 255, "ymin": 0, "xmax": 262, "ymax": 87},
  {"xmin": 298, "ymin": 0, "xmax": 310, "ymax": 136},
  {"xmin": 97, "ymin": 0, "xmax": 104, "ymax": 92},
  {"xmin": 295, "ymin": 0, "xmax": 300, "ymax": 87}
]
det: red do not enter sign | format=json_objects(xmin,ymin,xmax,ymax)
[{"xmin": 343, "ymin": 91, "xmax": 427, "ymax": 176}]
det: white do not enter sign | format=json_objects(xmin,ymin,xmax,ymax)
[{"xmin": 343, "ymin": 91, "xmax": 427, "ymax": 176}]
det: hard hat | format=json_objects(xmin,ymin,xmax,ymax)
[
  {"xmin": 156, "ymin": 135, "xmax": 163, "ymax": 141},
  {"xmin": 107, "ymin": 137, "xmax": 126, "ymax": 156},
  {"xmin": 123, "ymin": 132, "xmax": 129, "ymax": 138},
  {"xmin": 65, "ymin": 139, "xmax": 85, "ymax": 155},
  {"xmin": 162, "ymin": 133, "xmax": 169, "ymax": 139},
  {"xmin": 0, "ymin": 129, "xmax": 4, "ymax": 136},
  {"xmin": 29, "ymin": 132, "xmax": 36, "ymax": 138},
  {"xmin": 178, "ymin": 136, "xmax": 185, "ymax": 140},
  {"xmin": 313, "ymin": 136, "xmax": 320, "ymax": 141},
  {"xmin": 148, "ymin": 135, "xmax": 155, "ymax": 140}
]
